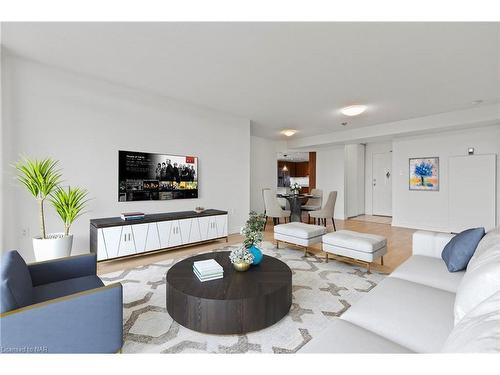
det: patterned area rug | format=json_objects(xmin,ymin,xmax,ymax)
[{"xmin": 100, "ymin": 241, "xmax": 386, "ymax": 353}]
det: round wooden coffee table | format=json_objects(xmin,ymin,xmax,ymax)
[{"xmin": 166, "ymin": 251, "xmax": 292, "ymax": 334}]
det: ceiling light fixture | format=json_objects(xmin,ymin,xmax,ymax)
[
  {"xmin": 340, "ymin": 105, "xmax": 367, "ymax": 117},
  {"xmin": 281, "ymin": 129, "xmax": 297, "ymax": 137}
]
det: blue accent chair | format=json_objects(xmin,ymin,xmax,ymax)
[{"xmin": 0, "ymin": 251, "xmax": 123, "ymax": 353}]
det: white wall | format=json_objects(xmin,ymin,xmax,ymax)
[
  {"xmin": 364, "ymin": 141, "xmax": 393, "ymax": 215},
  {"xmin": 2, "ymin": 55, "xmax": 251, "ymax": 262},
  {"xmin": 392, "ymin": 126, "xmax": 500, "ymax": 232},
  {"xmin": 250, "ymin": 135, "xmax": 277, "ymax": 213},
  {"xmin": 344, "ymin": 144, "xmax": 365, "ymax": 218},
  {"xmin": 0, "ymin": 42, "xmax": 4, "ymax": 249},
  {"xmin": 316, "ymin": 146, "xmax": 345, "ymax": 220}
]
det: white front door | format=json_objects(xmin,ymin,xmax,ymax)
[{"xmin": 372, "ymin": 152, "xmax": 392, "ymax": 216}]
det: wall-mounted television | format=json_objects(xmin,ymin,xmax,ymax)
[{"xmin": 118, "ymin": 150, "xmax": 198, "ymax": 202}]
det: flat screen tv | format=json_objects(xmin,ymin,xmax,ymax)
[{"xmin": 118, "ymin": 150, "xmax": 198, "ymax": 202}]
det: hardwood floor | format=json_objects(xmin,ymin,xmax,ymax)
[
  {"xmin": 349, "ymin": 214, "xmax": 393, "ymax": 225},
  {"xmin": 97, "ymin": 216, "xmax": 415, "ymax": 275}
]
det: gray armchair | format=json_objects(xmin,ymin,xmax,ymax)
[{"xmin": 0, "ymin": 251, "xmax": 123, "ymax": 353}]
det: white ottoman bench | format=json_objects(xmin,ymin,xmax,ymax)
[
  {"xmin": 274, "ymin": 222, "xmax": 327, "ymax": 256},
  {"xmin": 322, "ymin": 230, "xmax": 387, "ymax": 272}
]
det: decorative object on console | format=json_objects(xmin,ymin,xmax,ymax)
[
  {"xmin": 441, "ymin": 227, "xmax": 485, "ymax": 272},
  {"xmin": 121, "ymin": 212, "xmax": 145, "ymax": 220},
  {"xmin": 229, "ymin": 246, "xmax": 254, "ymax": 272},
  {"xmin": 290, "ymin": 182, "xmax": 301, "ymax": 195},
  {"xmin": 193, "ymin": 259, "xmax": 223, "ymax": 282},
  {"xmin": 15, "ymin": 157, "xmax": 89, "ymax": 261},
  {"xmin": 194, "ymin": 206, "xmax": 205, "ymax": 214},
  {"xmin": 409, "ymin": 157, "xmax": 439, "ymax": 191},
  {"xmin": 241, "ymin": 211, "xmax": 266, "ymax": 265}
]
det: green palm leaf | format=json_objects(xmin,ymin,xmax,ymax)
[
  {"xmin": 14, "ymin": 157, "xmax": 62, "ymax": 238},
  {"xmin": 50, "ymin": 186, "xmax": 89, "ymax": 236}
]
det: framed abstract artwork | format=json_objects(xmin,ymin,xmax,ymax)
[{"xmin": 409, "ymin": 157, "xmax": 439, "ymax": 191}]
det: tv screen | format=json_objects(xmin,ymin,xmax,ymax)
[{"xmin": 118, "ymin": 150, "xmax": 198, "ymax": 202}]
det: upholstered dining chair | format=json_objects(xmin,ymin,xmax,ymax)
[
  {"xmin": 301, "ymin": 188, "xmax": 323, "ymax": 212},
  {"xmin": 308, "ymin": 190, "xmax": 337, "ymax": 231},
  {"xmin": 262, "ymin": 188, "xmax": 291, "ymax": 229}
]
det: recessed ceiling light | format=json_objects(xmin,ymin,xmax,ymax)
[
  {"xmin": 281, "ymin": 129, "xmax": 297, "ymax": 137},
  {"xmin": 340, "ymin": 105, "xmax": 367, "ymax": 117}
]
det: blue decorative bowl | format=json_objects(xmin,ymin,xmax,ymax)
[{"xmin": 248, "ymin": 245, "xmax": 263, "ymax": 265}]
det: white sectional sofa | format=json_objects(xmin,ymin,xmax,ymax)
[{"xmin": 301, "ymin": 227, "xmax": 500, "ymax": 353}]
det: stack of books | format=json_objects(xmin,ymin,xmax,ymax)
[
  {"xmin": 193, "ymin": 259, "xmax": 223, "ymax": 282},
  {"xmin": 121, "ymin": 212, "xmax": 145, "ymax": 221}
]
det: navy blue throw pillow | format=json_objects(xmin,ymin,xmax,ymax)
[{"xmin": 441, "ymin": 227, "xmax": 485, "ymax": 272}]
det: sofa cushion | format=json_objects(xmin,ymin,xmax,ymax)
[
  {"xmin": 274, "ymin": 222, "xmax": 327, "ymax": 239},
  {"xmin": 441, "ymin": 227, "xmax": 484, "ymax": 272},
  {"xmin": 299, "ymin": 318, "xmax": 413, "ymax": 353},
  {"xmin": 390, "ymin": 255, "xmax": 465, "ymax": 293},
  {"xmin": 454, "ymin": 228, "xmax": 500, "ymax": 324},
  {"xmin": 443, "ymin": 290, "xmax": 500, "ymax": 352},
  {"xmin": 322, "ymin": 230, "xmax": 387, "ymax": 253},
  {"xmin": 467, "ymin": 226, "xmax": 500, "ymax": 269},
  {"xmin": 33, "ymin": 275, "xmax": 104, "ymax": 304},
  {"xmin": 342, "ymin": 277, "xmax": 455, "ymax": 353},
  {"xmin": 454, "ymin": 259, "xmax": 500, "ymax": 325},
  {"xmin": 0, "ymin": 251, "xmax": 33, "ymax": 312}
]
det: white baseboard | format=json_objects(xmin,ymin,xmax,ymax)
[{"xmin": 391, "ymin": 221, "xmax": 450, "ymax": 233}]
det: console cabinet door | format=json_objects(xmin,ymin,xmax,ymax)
[
  {"xmin": 118, "ymin": 226, "xmax": 137, "ymax": 257},
  {"xmin": 131, "ymin": 223, "xmax": 149, "ymax": 253},
  {"xmin": 215, "ymin": 215, "xmax": 228, "ymax": 237},
  {"xmin": 207, "ymin": 216, "xmax": 218, "ymax": 239},
  {"xmin": 189, "ymin": 218, "xmax": 202, "ymax": 243},
  {"xmin": 97, "ymin": 228, "xmax": 109, "ymax": 261},
  {"xmin": 178, "ymin": 218, "xmax": 192, "ymax": 245},
  {"xmin": 158, "ymin": 221, "xmax": 173, "ymax": 249},
  {"xmin": 100, "ymin": 226, "xmax": 123, "ymax": 259},
  {"xmin": 169, "ymin": 220, "xmax": 182, "ymax": 247},
  {"xmin": 144, "ymin": 223, "xmax": 161, "ymax": 252},
  {"xmin": 198, "ymin": 217, "xmax": 210, "ymax": 241}
]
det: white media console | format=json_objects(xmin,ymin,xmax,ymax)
[{"xmin": 90, "ymin": 209, "xmax": 228, "ymax": 261}]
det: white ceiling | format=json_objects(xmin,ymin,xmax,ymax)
[{"xmin": 2, "ymin": 22, "xmax": 499, "ymax": 140}]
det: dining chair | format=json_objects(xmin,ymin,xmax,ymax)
[
  {"xmin": 262, "ymin": 189, "xmax": 291, "ymax": 230},
  {"xmin": 275, "ymin": 187, "xmax": 289, "ymax": 209},
  {"xmin": 301, "ymin": 188, "xmax": 323, "ymax": 212},
  {"xmin": 308, "ymin": 191, "xmax": 337, "ymax": 230}
]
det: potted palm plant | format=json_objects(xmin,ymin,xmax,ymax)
[
  {"xmin": 49, "ymin": 185, "xmax": 89, "ymax": 255},
  {"xmin": 15, "ymin": 157, "xmax": 89, "ymax": 261}
]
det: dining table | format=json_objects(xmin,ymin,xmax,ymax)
[{"xmin": 276, "ymin": 193, "xmax": 316, "ymax": 222}]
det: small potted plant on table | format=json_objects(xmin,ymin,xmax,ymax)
[
  {"xmin": 229, "ymin": 246, "xmax": 254, "ymax": 272},
  {"xmin": 241, "ymin": 211, "xmax": 266, "ymax": 265},
  {"xmin": 290, "ymin": 182, "xmax": 301, "ymax": 195}
]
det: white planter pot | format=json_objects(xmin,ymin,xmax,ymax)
[{"xmin": 32, "ymin": 234, "xmax": 73, "ymax": 262}]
